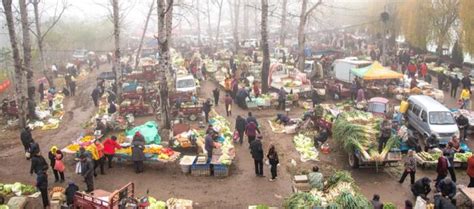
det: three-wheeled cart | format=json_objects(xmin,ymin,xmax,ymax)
[{"xmin": 73, "ymin": 182, "xmax": 148, "ymax": 209}]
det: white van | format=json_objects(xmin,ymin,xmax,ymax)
[
  {"xmin": 332, "ymin": 58, "xmax": 371, "ymax": 83},
  {"xmin": 176, "ymin": 74, "xmax": 198, "ymax": 93},
  {"xmin": 406, "ymin": 95, "xmax": 459, "ymax": 144}
]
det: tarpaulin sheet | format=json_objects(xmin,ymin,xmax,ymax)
[{"xmin": 126, "ymin": 121, "xmax": 161, "ymax": 144}]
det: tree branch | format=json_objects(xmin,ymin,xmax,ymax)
[
  {"xmin": 40, "ymin": 3, "xmax": 68, "ymax": 41},
  {"xmin": 304, "ymin": 0, "xmax": 323, "ymax": 21}
]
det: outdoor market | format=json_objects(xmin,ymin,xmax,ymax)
[{"xmin": 1, "ymin": 0, "xmax": 474, "ymax": 209}]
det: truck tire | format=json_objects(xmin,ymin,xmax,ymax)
[
  {"xmin": 348, "ymin": 153, "xmax": 359, "ymax": 168},
  {"xmin": 188, "ymin": 114, "xmax": 197, "ymax": 121}
]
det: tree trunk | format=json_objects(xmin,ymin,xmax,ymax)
[
  {"xmin": 297, "ymin": 0, "xmax": 308, "ymax": 72},
  {"xmin": 112, "ymin": 0, "xmax": 122, "ymax": 103},
  {"xmin": 19, "ymin": 0, "xmax": 36, "ymax": 120},
  {"xmin": 233, "ymin": 0, "xmax": 241, "ymax": 53},
  {"xmin": 206, "ymin": 0, "xmax": 212, "ymax": 38},
  {"xmin": 215, "ymin": 0, "xmax": 223, "ymax": 49},
  {"xmin": 3, "ymin": 0, "xmax": 27, "ymax": 128},
  {"xmin": 196, "ymin": 0, "xmax": 202, "ymax": 46},
  {"xmin": 157, "ymin": 0, "xmax": 172, "ymax": 129},
  {"xmin": 243, "ymin": 0, "xmax": 249, "ymax": 40},
  {"xmin": 32, "ymin": 1, "xmax": 55, "ymax": 88},
  {"xmin": 261, "ymin": 0, "xmax": 270, "ymax": 93},
  {"xmin": 279, "ymin": 0, "xmax": 287, "ymax": 46},
  {"xmin": 134, "ymin": 0, "xmax": 155, "ymax": 71}
]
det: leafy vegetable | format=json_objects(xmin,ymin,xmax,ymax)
[
  {"xmin": 284, "ymin": 192, "xmax": 321, "ymax": 208},
  {"xmin": 383, "ymin": 202, "xmax": 397, "ymax": 209}
]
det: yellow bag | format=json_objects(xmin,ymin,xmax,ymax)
[{"xmin": 399, "ymin": 100, "xmax": 408, "ymax": 113}]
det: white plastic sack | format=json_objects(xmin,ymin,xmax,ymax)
[
  {"xmin": 75, "ymin": 162, "xmax": 82, "ymax": 174},
  {"xmin": 414, "ymin": 196, "xmax": 426, "ymax": 209}
]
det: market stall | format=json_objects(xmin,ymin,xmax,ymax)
[
  {"xmin": 333, "ymin": 111, "xmax": 402, "ymax": 168},
  {"xmin": 351, "ymin": 61, "xmax": 403, "ymax": 98},
  {"xmin": 0, "ymin": 182, "xmax": 42, "ymax": 209},
  {"xmin": 28, "ymin": 93, "xmax": 65, "ymax": 130},
  {"xmin": 176, "ymin": 111, "xmax": 236, "ymax": 177},
  {"xmin": 269, "ymin": 63, "xmax": 312, "ymax": 96}
]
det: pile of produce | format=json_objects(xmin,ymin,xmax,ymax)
[
  {"xmin": 383, "ymin": 203, "xmax": 397, "ymax": 209},
  {"xmin": 115, "ymin": 145, "xmax": 176, "ymax": 160},
  {"xmin": 0, "ymin": 182, "xmax": 37, "ymax": 196},
  {"xmin": 418, "ymin": 151, "xmax": 442, "ymax": 162},
  {"xmin": 65, "ymin": 135, "xmax": 95, "ymax": 152},
  {"xmin": 148, "ymin": 197, "xmax": 167, "ymax": 209},
  {"xmin": 332, "ymin": 111, "xmax": 399, "ymax": 162},
  {"xmin": 268, "ymin": 120, "xmax": 285, "ymax": 134},
  {"xmin": 208, "ymin": 113, "xmax": 236, "ymax": 165},
  {"xmin": 285, "ymin": 171, "xmax": 371, "ymax": 208},
  {"xmin": 455, "ymin": 152, "xmax": 473, "ymax": 162},
  {"xmin": 293, "ymin": 134, "xmax": 319, "ymax": 162}
]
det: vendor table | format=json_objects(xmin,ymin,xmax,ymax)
[
  {"xmin": 114, "ymin": 152, "xmax": 181, "ymax": 164},
  {"xmin": 460, "ymin": 187, "xmax": 474, "ymax": 206}
]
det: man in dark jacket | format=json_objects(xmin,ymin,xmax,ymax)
[
  {"xmin": 30, "ymin": 153, "xmax": 48, "ymax": 175},
  {"xmin": 250, "ymin": 137, "xmax": 264, "ymax": 177},
  {"xmin": 205, "ymin": 131, "xmax": 217, "ymax": 158},
  {"xmin": 91, "ymin": 87, "xmax": 101, "ymax": 107},
  {"xmin": 131, "ymin": 132, "xmax": 146, "ymax": 173},
  {"xmin": 462, "ymin": 75, "xmax": 472, "ymax": 92},
  {"xmin": 212, "ymin": 88, "xmax": 220, "ymax": 106},
  {"xmin": 36, "ymin": 170, "xmax": 49, "ymax": 208},
  {"xmin": 450, "ymin": 75, "xmax": 460, "ymax": 98},
  {"xmin": 437, "ymin": 177, "xmax": 456, "ymax": 201},
  {"xmin": 203, "ymin": 99, "xmax": 212, "ymax": 123},
  {"xmin": 277, "ymin": 87, "xmax": 287, "ymax": 110},
  {"xmin": 235, "ymin": 115, "xmax": 247, "ymax": 145},
  {"xmin": 81, "ymin": 154, "xmax": 94, "ymax": 193},
  {"xmin": 411, "ymin": 177, "xmax": 431, "ymax": 200},
  {"xmin": 20, "ymin": 126, "xmax": 33, "ymax": 153},
  {"xmin": 456, "ymin": 114, "xmax": 469, "ymax": 141},
  {"xmin": 65, "ymin": 181, "xmax": 79, "ymax": 206},
  {"xmin": 434, "ymin": 193, "xmax": 456, "ymax": 209}
]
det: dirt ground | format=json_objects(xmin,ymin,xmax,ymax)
[{"xmin": 0, "ymin": 66, "xmax": 473, "ymax": 208}]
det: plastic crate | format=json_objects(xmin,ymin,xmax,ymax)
[
  {"xmin": 213, "ymin": 164, "xmax": 229, "ymax": 177},
  {"xmin": 191, "ymin": 163, "xmax": 211, "ymax": 176}
]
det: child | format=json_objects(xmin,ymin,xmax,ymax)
[{"xmin": 267, "ymin": 144, "xmax": 279, "ymax": 181}]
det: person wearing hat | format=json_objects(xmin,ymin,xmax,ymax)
[
  {"xmin": 65, "ymin": 181, "xmax": 79, "ymax": 206},
  {"xmin": 80, "ymin": 154, "xmax": 94, "ymax": 193},
  {"xmin": 131, "ymin": 132, "xmax": 146, "ymax": 173},
  {"xmin": 48, "ymin": 146, "xmax": 65, "ymax": 182}
]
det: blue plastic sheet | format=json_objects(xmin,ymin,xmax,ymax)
[{"xmin": 126, "ymin": 121, "xmax": 161, "ymax": 144}]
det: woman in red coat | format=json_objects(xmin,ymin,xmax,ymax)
[
  {"xmin": 103, "ymin": 136, "xmax": 122, "ymax": 168},
  {"xmin": 467, "ymin": 155, "xmax": 474, "ymax": 187}
]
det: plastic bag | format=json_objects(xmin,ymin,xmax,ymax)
[
  {"xmin": 233, "ymin": 130, "xmax": 239, "ymax": 143},
  {"xmin": 414, "ymin": 196, "xmax": 426, "ymax": 209},
  {"xmin": 54, "ymin": 159, "xmax": 65, "ymax": 172},
  {"xmin": 75, "ymin": 162, "xmax": 82, "ymax": 174}
]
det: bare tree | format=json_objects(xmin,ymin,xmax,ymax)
[
  {"xmin": 31, "ymin": 0, "xmax": 67, "ymax": 88},
  {"xmin": 195, "ymin": 0, "xmax": 201, "ymax": 46},
  {"xmin": 112, "ymin": 0, "xmax": 122, "ymax": 103},
  {"xmin": 279, "ymin": 0, "xmax": 287, "ymax": 46},
  {"xmin": 212, "ymin": 0, "xmax": 224, "ymax": 49},
  {"xmin": 3, "ymin": 0, "xmax": 27, "ymax": 128},
  {"xmin": 297, "ymin": 0, "xmax": 323, "ymax": 72},
  {"xmin": 243, "ymin": 0, "xmax": 249, "ymax": 40},
  {"xmin": 157, "ymin": 0, "xmax": 173, "ymax": 129},
  {"xmin": 206, "ymin": 0, "xmax": 212, "ymax": 39},
  {"xmin": 261, "ymin": 0, "xmax": 270, "ymax": 93},
  {"xmin": 134, "ymin": 0, "xmax": 155, "ymax": 70},
  {"xmin": 19, "ymin": 0, "xmax": 36, "ymax": 119},
  {"xmin": 229, "ymin": 0, "xmax": 241, "ymax": 52}
]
